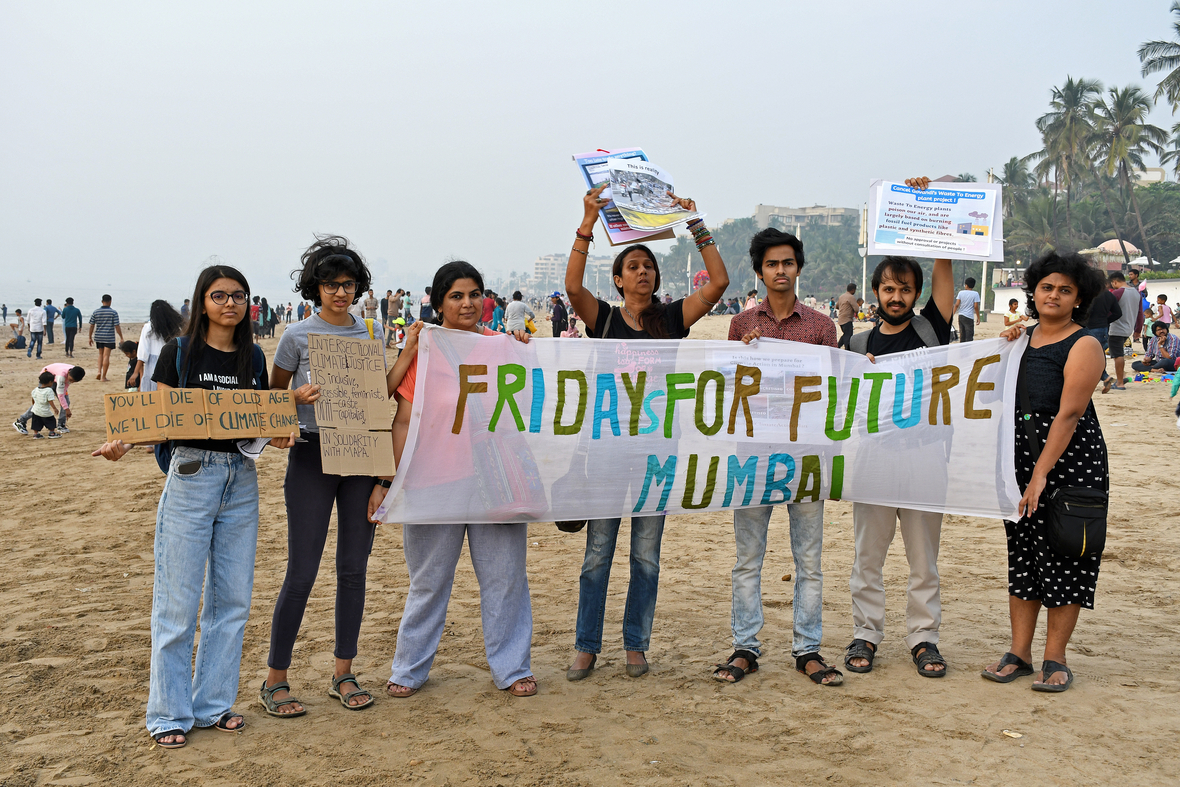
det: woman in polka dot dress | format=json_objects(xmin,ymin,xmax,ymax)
[{"xmin": 983, "ymin": 251, "xmax": 1109, "ymax": 693}]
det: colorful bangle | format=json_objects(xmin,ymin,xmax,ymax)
[
  {"xmin": 696, "ymin": 238, "xmax": 716, "ymax": 251},
  {"xmin": 686, "ymin": 218, "xmax": 704, "ymax": 229}
]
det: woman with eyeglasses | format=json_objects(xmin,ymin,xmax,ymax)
[
  {"xmin": 256, "ymin": 236, "xmax": 390, "ymax": 718},
  {"xmin": 92, "ymin": 265, "xmax": 296, "ymax": 748}
]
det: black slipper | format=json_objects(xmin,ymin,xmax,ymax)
[
  {"xmin": 981, "ymin": 652, "xmax": 1034, "ymax": 683},
  {"xmin": 796, "ymin": 653, "xmax": 843, "ymax": 686},
  {"xmin": 152, "ymin": 729, "xmax": 187, "ymax": 748},
  {"xmin": 1032, "ymin": 660, "xmax": 1074, "ymax": 692}
]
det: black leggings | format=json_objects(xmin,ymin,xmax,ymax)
[
  {"xmin": 267, "ymin": 435, "xmax": 377, "ymax": 669},
  {"xmin": 64, "ymin": 327, "xmax": 77, "ymax": 354},
  {"xmin": 838, "ymin": 321, "xmax": 854, "ymax": 350}
]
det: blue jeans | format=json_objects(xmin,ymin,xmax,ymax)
[
  {"xmin": 146, "ymin": 446, "xmax": 258, "ymax": 736},
  {"xmin": 1086, "ymin": 327, "xmax": 1109, "ymax": 380},
  {"xmin": 390, "ymin": 523, "xmax": 532, "ymax": 690},
  {"xmin": 731, "ymin": 502, "xmax": 825, "ymax": 658},
  {"xmin": 27, "ymin": 331, "xmax": 43, "ymax": 358},
  {"xmin": 575, "ymin": 515, "xmax": 665, "ymax": 654}
]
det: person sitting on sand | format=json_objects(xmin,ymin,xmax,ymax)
[
  {"xmin": 92, "ymin": 265, "xmax": 296, "ymax": 748},
  {"xmin": 381, "ymin": 260, "xmax": 538, "ymax": 699},
  {"xmin": 1132, "ymin": 321, "xmax": 1180, "ymax": 373},
  {"xmin": 984, "ymin": 250, "xmax": 1108, "ymax": 693}
]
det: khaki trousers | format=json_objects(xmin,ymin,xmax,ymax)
[{"xmin": 850, "ymin": 503, "xmax": 943, "ymax": 650}]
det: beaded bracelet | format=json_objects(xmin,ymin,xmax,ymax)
[
  {"xmin": 575, "ymin": 229, "xmax": 594, "ymax": 242},
  {"xmin": 571, "ymin": 247, "xmax": 588, "ymax": 256},
  {"xmin": 686, "ymin": 217, "xmax": 704, "ymax": 229},
  {"xmin": 696, "ymin": 238, "xmax": 716, "ymax": 251}
]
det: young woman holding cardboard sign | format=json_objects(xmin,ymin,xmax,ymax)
[
  {"xmin": 92, "ymin": 265, "xmax": 296, "ymax": 749},
  {"xmin": 259, "ymin": 236, "xmax": 387, "ymax": 718},
  {"xmin": 379, "ymin": 260, "xmax": 539, "ymax": 698}
]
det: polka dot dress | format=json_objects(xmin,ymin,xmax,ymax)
[{"xmin": 1005, "ymin": 407, "xmax": 1104, "ymax": 609}]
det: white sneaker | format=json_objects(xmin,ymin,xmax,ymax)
[
  {"xmin": 12, "ymin": 421, "xmax": 28, "ymax": 435},
  {"xmin": 56, "ymin": 426, "xmax": 70, "ymax": 433}
]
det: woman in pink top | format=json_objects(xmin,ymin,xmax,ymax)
[{"xmin": 377, "ymin": 261, "xmax": 538, "ymax": 698}]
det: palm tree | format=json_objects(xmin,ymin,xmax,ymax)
[
  {"xmin": 1034, "ymin": 77, "xmax": 1103, "ymax": 241},
  {"xmin": 1009, "ymin": 194, "xmax": 1058, "ymax": 262},
  {"xmin": 997, "ymin": 156, "xmax": 1034, "ymax": 217},
  {"xmin": 1139, "ymin": 2, "xmax": 1180, "ymax": 111},
  {"xmin": 1160, "ymin": 121, "xmax": 1180, "ymax": 179},
  {"xmin": 954, "ymin": 173, "xmax": 977, "ymax": 182},
  {"xmin": 1091, "ymin": 85, "xmax": 1167, "ymax": 266}
]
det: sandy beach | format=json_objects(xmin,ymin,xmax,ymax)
[{"xmin": 1, "ymin": 313, "xmax": 1177, "ymax": 786}]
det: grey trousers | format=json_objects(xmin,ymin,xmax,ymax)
[
  {"xmin": 390, "ymin": 523, "xmax": 532, "ymax": 690},
  {"xmin": 850, "ymin": 503, "xmax": 943, "ymax": 650}
]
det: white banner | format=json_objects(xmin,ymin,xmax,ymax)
[{"xmin": 375, "ymin": 328, "xmax": 1025, "ymax": 525}]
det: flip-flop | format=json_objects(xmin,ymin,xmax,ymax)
[
  {"xmin": 386, "ymin": 681, "xmax": 418, "ymax": 698},
  {"xmin": 213, "ymin": 712, "xmax": 245, "ymax": 732},
  {"xmin": 507, "ymin": 676, "xmax": 537, "ymax": 697},
  {"xmin": 1032, "ymin": 660, "xmax": 1074, "ymax": 692},
  {"xmin": 152, "ymin": 729, "xmax": 187, "ymax": 749},
  {"xmin": 981, "ymin": 652, "xmax": 1034, "ymax": 683}
]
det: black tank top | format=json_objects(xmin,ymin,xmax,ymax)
[{"xmin": 1016, "ymin": 328, "xmax": 1088, "ymax": 414}]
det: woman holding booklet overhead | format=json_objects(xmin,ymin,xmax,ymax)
[
  {"xmin": 564, "ymin": 185, "xmax": 729, "ymax": 681},
  {"xmin": 92, "ymin": 265, "xmax": 296, "ymax": 749},
  {"xmin": 258, "ymin": 236, "xmax": 387, "ymax": 719},
  {"xmin": 381, "ymin": 260, "xmax": 538, "ymax": 698}
]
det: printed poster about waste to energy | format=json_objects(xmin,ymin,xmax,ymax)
[{"xmin": 867, "ymin": 180, "xmax": 1004, "ymax": 261}]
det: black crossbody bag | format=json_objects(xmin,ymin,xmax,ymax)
[{"xmin": 1017, "ymin": 329, "xmax": 1108, "ymax": 558}]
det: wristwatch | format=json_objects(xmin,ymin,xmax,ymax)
[{"xmin": 376, "ymin": 479, "xmax": 392, "ymax": 488}]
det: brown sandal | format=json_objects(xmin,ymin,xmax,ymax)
[
  {"xmin": 507, "ymin": 676, "xmax": 537, "ymax": 697},
  {"xmin": 386, "ymin": 681, "xmax": 418, "ymax": 698}
]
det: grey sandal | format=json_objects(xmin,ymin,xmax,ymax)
[
  {"xmin": 258, "ymin": 680, "xmax": 307, "ymax": 717},
  {"xmin": 329, "ymin": 673, "xmax": 374, "ymax": 709}
]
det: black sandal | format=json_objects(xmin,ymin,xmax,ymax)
[
  {"xmin": 844, "ymin": 639, "xmax": 877, "ymax": 673},
  {"xmin": 213, "ymin": 712, "xmax": 245, "ymax": 732},
  {"xmin": 981, "ymin": 652, "xmax": 1034, "ymax": 683},
  {"xmin": 152, "ymin": 729, "xmax": 187, "ymax": 749},
  {"xmin": 712, "ymin": 650, "xmax": 758, "ymax": 683},
  {"xmin": 911, "ymin": 642, "xmax": 947, "ymax": 678},
  {"xmin": 329, "ymin": 673, "xmax": 374, "ymax": 710},
  {"xmin": 796, "ymin": 653, "xmax": 843, "ymax": 686},
  {"xmin": 1032, "ymin": 660, "xmax": 1074, "ymax": 693},
  {"xmin": 258, "ymin": 680, "xmax": 307, "ymax": 717}
]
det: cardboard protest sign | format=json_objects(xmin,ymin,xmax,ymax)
[
  {"xmin": 103, "ymin": 388, "xmax": 297, "ymax": 443},
  {"xmin": 308, "ymin": 333, "xmax": 394, "ymax": 476}
]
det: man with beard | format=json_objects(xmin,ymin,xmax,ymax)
[
  {"xmin": 845, "ymin": 176, "xmax": 954, "ymax": 680},
  {"xmin": 714, "ymin": 227, "xmax": 843, "ymax": 687}
]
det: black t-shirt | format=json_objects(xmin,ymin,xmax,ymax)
[
  {"xmin": 153, "ymin": 339, "xmax": 269, "ymax": 452},
  {"xmin": 864, "ymin": 296, "xmax": 952, "ymax": 356},
  {"xmin": 1087, "ymin": 289, "xmax": 1121, "ymax": 330},
  {"xmin": 587, "ymin": 298, "xmax": 690, "ymax": 340}
]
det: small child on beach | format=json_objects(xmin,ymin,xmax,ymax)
[
  {"xmin": 29, "ymin": 371, "xmax": 61, "ymax": 439},
  {"xmin": 120, "ymin": 340, "xmax": 139, "ymax": 391}
]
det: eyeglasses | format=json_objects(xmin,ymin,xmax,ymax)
[
  {"xmin": 321, "ymin": 280, "xmax": 359, "ymax": 294},
  {"xmin": 208, "ymin": 290, "xmax": 248, "ymax": 305}
]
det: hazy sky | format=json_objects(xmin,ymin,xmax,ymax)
[{"xmin": 2, "ymin": 1, "xmax": 1176, "ymax": 303}]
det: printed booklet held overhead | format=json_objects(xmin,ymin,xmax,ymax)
[{"xmin": 573, "ymin": 148, "xmax": 678, "ymax": 246}]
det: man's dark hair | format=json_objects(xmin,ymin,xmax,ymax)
[
  {"xmin": 1023, "ymin": 250, "xmax": 1105, "ymax": 324},
  {"xmin": 964, "ymin": 277, "xmax": 976, "ymax": 288},
  {"xmin": 513, "ymin": 291, "xmax": 523, "ymax": 300},
  {"xmin": 871, "ymin": 256, "xmax": 923, "ymax": 294},
  {"xmin": 101, "ymin": 294, "xmax": 111, "ymax": 303},
  {"xmin": 292, "ymin": 234, "xmax": 371, "ymax": 306},
  {"xmin": 1108, "ymin": 271, "xmax": 1126, "ymax": 284},
  {"xmin": 34, "ymin": 298, "xmax": 42, "ymax": 306},
  {"xmin": 748, "ymin": 227, "xmax": 805, "ymax": 274},
  {"xmin": 1152, "ymin": 320, "xmax": 1169, "ymax": 335},
  {"xmin": 68, "ymin": 366, "xmax": 86, "ymax": 381},
  {"xmin": 425, "ymin": 286, "xmax": 431, "ymax": 295},
  {"xmin": 846, "ymin": 283, "xmax": 856, "ymax": 293},
  {"xmin": 65, "ymin": 297, "xmax": 73, "ymax": 305}
]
